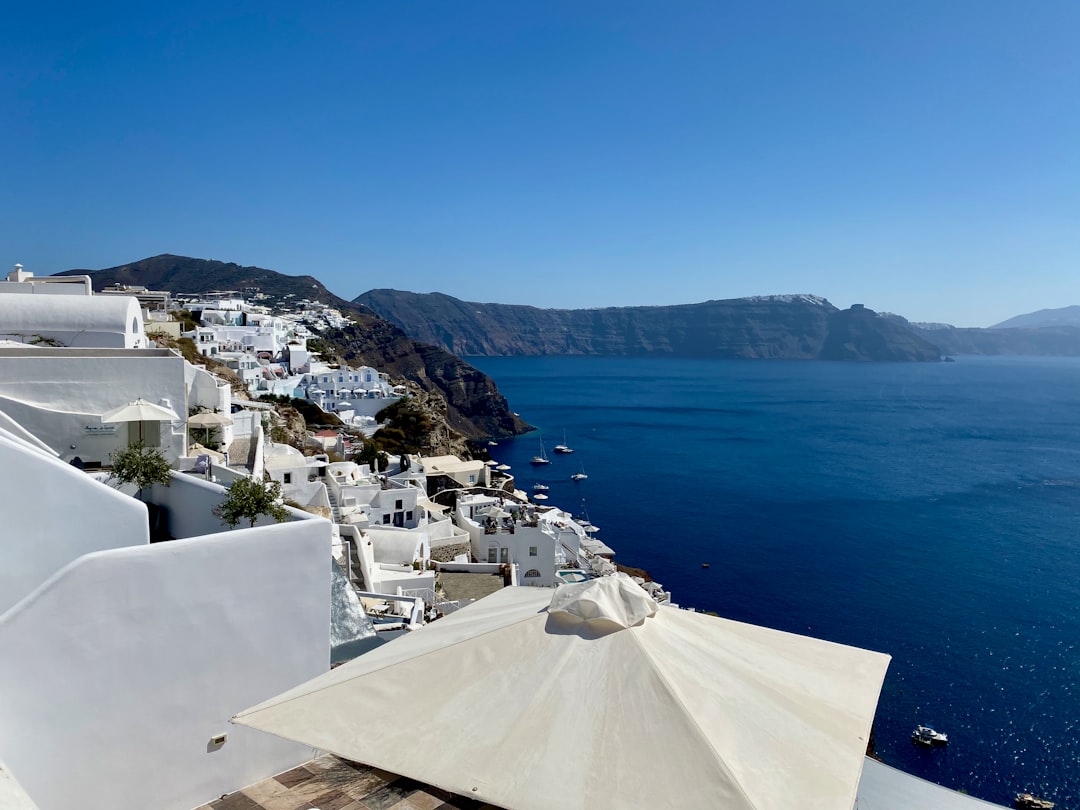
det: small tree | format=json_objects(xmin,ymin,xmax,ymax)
[
  {"xmin": 354, "ymin": 440, "xmax": 388, "ymax": 472},
  {"xmin": 109, "ymin": 442, "xmax": 172, "ymax": 499},
  {"xmin": 213, "ymin": 477, "xmax": 290, "ymax": 528}
]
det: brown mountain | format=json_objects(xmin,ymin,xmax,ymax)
[
  {"xmin": 57, "ymin": 255, "xmax": 529, "ymax": 438},
  {"xmin": 353, "ymin": 290, "xmax": 943, "ymax": 362}
]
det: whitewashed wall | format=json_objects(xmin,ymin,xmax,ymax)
[
  {"xmin": 0, "ymin": 294, "xmax": 144, "ymax": 349},
  {"xmin": 0, "ymin": 349, "xmax": 187, "ymax": 462},
  {"xmin": 0, "ymin": 429, "xmax": 149, "ymax": 614},
  {"xmin": 0, "ymin": 520, "xmax": 330, "ymax": 810},
  {"xmin": 149, "ymin": 471, "xmax": 324, "ymax": 539}
]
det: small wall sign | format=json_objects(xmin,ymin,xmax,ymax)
[{"xmin": 82, "ymin": 423, "xmax": 118, "ymax": 435}]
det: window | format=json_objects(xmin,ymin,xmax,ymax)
[
  {"xmin": 382, "ymin": 514, "xmax": 391, "ymax": 525},
  {"xmin": 395, "ymin": 499, "xmax": 403, "ymax": 509},
  {"xmin": 524, "ymin": 569, "xmax": 541, "ymax": 578},
  {"xmin": 468, "ymin": 474, "xmax": 476, "ymax": 484},
  {"xmin": 529, "ymin": 546, "xmax": 538, "ymax": 557},
  {"xmin": 406, "ymin": 511, "xmax": 413, "ymax": 521},
  {"xmin": 283, "ymin": 473, "xmax": 292, "ymax": 484}
]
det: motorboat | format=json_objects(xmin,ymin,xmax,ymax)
[
  {"xmin": 553, "ymin": 430, "xmax": 574, "ymax": 454},
  {"xmin": 911, "ymin": 725, "xmax": 948, "ymax": 746},
  {"xmin": 571, "ymin": 466, "xmax": 588, "ymax": 481},
  {"xmin": 532, "ymin": 483, "xmax": 550, "ymax": 492},
  {"xmin": 488, "ymin": 440, "xmax": 498, "ymax": 446},
  {"xmin": 1015, "ymin": 793, "xmax": 1055, "ymax": 810}
]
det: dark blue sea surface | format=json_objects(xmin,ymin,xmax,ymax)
[{"xmin": 468, "ymin": 355, "xmax": 1080, "ymax": 807}]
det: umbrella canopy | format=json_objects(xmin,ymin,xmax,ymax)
[
  {"xmin": 100, "ymin": 398, "xmax": 179, "ymax": 423},
  {"xmin": 187, "ymin": 411, "xmax": 233, "ymax": 427},
  {"xmin": 496, "ymin": 464, "xmax": 511, "ymax": 471},
  {"xmin": 484, "ymin": 460, "xmax": 498, "ymax": 467},
  {"xmin": 532, "ymin": 493, "xmax": 548, "ymax": 500},
  {"xmin": 235, "ymin": 576, "xmax": 890, "ymax": 810},
  {"xmin": 186, "ymin": 442, "xmax": 226, "ymax": 462}
]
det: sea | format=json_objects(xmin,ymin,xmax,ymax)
[{"xmin": 466, "ymin": 354, "xmax": 1080, "ymax": 808}]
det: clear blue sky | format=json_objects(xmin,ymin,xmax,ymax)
[{"xmin": 3, "ymin": 1, "xmax": 1077, "ymax": 326}]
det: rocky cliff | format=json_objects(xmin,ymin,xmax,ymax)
[
  {"xmin": 57, "ymin": 255, "xmax": 530, "ymax": 438},
  {"xmin": 354, "ymin": 290, "xmax": 943, "ymax": 362},
  {"xmin": 879, "ymin": 314, "xmax": 1080, "ymax": 356}
]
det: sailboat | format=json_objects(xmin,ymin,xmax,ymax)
[
  {"xmin": 571, "ymin": 464, "xmax": 588, "ymax": 481},
  {"xmin": 552, "ymin": 429, "xmax": 574, "ymax": 454},
  {"xmin": 530, "ymin": 434, "xmax": 551, "ymax": 465}
]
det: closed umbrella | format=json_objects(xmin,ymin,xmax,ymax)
[{"xmin": 235, "ymin": 575, "xmax": 890, "ymax": 810}]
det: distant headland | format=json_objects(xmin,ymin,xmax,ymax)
[{"xmin": 356, "ymin": 290, "xmax": 1080, "ymax": 361}]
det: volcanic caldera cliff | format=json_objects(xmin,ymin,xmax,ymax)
[{"xmin": 354, "ymin": 290, "xmax": 943, "ymax": 362}]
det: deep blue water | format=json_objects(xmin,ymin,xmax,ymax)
[{"xmin": 468, "ymin": 355, "xmax": 1080, "ymax": 807}]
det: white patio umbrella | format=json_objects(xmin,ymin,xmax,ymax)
[
  {"xmin": 496, "ymin": 464, "xmax": 511, "ymax": 471},
  {"xmin": 532, "ymin": 493, "xmax": 548, "ymax": 501},
  {"xmin": 187, "ymin": 411, "xmax": 233, "ymax": 446},
  {"xmin": 100, "ymin": 398, "xmax": 180, "ymax": 424},
  {"xmin": 100, "ymin": 398, "xmax": 180, "ymax": 443},
  {"xmin": 235, "ymin": 576, "xmax": 890, "ymax": 810},
  {"xmin": 484, "ymin": 460, "xmax": 498, "ymax": 467}
]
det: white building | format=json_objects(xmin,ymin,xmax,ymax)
[
  {"xmin": 455, "ymin": 492, "xmax": 584, "ymax": 587},
  {"xmin": 0, "ymin": 289, "xmax": 146, "ymax": 349},
  {"xmin": 0, "ymin": 347, "xmax": 206, "ymax": 463},
  {"xmin": 413, "ymin": 454, "xmax": 491, "ymax": 489},
  {"xmin": 0, "ymin": 423, "xmax": 333, "ymax": 810},
  {"xmin": 300, "ymin": 364, "xmax": 405, "ymax": 421}
]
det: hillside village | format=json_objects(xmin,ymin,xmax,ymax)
[
  {"xmin": 0, "ymin": 262, "xmax": 1011, "ymax": 810},
  {"xmin": 0, "ymin": 262, "xmax": 658, "ymax": 808}
]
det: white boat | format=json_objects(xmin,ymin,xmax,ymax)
[
  {"xmin": 532, "ymin": 483, "xmax": 550, "ymax": 492},
  {"xmin": 553, "ymin": 430, "xmax": 574, "ymax": 454},
  {"xmin": 488, "ymin": 440, "xmax": 498, "ymax": 447},
  {"xmin": 530, "ymin": 434, "xmax": 551, "ymax": 465},
  {"xmin": 571, "ymin": 465, "xmax": 588, "ymax": 481},
  {"xmin": 911, "ymin": 725, "xmax": 948, "ymax": 746}
]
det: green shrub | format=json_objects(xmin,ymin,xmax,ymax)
[{"xmin": 213, "ymin": 477, "xmax": 290, "ymax": 528}]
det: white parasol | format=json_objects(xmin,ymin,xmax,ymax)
[
  {"xmin": 235, "ymin": 576, "xmax": 890, "ymax": 810},
  {"xmin": 187, "ymin": 411, "xmax": 234, "ymax": 446},
  {"xmin": 100, "ymin": 398, "xmax": 180, "ymax": 443}
]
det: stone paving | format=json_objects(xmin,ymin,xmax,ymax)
[
  {"xmin": 437, "ymin": 571, "xmax": 505, "ymax": 603},
  {"xmin": 196, "ymin": 754, "xmax": 503, "ymax": 810}
]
